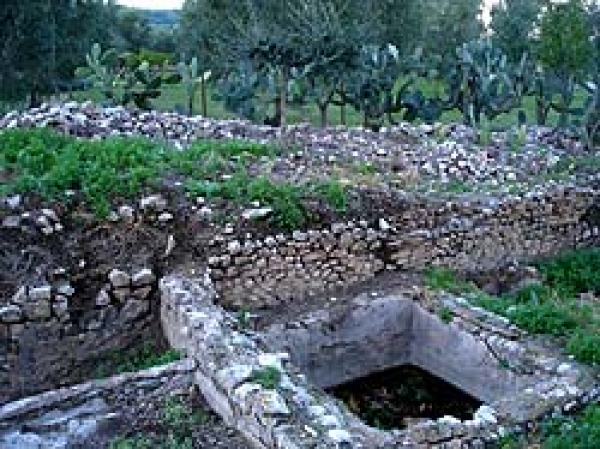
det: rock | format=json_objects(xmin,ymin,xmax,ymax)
[
  {"xmin": 22, "ymin": 299, "xmax": 52, "ymax": 320},
  {"xmin": 158, "ymin": 212, "xmax": 173, "ymax": 222},
  {"xmin": 11, "ymin": 286, "xmax": 28, "ymax": 305},
  {"xmin": 253, "ymin": 390, "xmax": 290, "ymax": 416},
  {"xmin": 2, "ymin": 215, "xmax": 21, "ymax": 228},
  {"xmin": 216, "ymin": 365, "xmax": 255, "ymax": 392},
  {"xmin": 118, "ymin": 205, "xmax": 135, "ymax": 222},
  {"xmin": 327, "ymin": 429, "xmax": 353, "ymax": 444},
  {"xmin": 95, "ymin": 289, "xmax": 111, "ymax": 307},
  {"xmin": 29, "ymin": 286, "xmax": 52, "ymax": 301},
  {"xmin": 131, "ymin": 268, "xmax": 155, "ymax": 287},
  {"xmin": 242, "ymin": 208, "xmax": 273, "ymax": 221},
  {"xmin": 379, "ymin": 218, "xmax": 391, "ymax": 231},
  {"xmin": 0, "ymin": 305, "xmax": 23, "ymax": 323},
  {"xmin": 120, "ymin": 299, "xmax": 149, "ymax": 322},
  {"xmin": 4, "ymin": 194, "xmax": 22, "ymax": 209},
  {"xmin": 140, "ymin": 195, "xmax": 167, "ymax": 211},
  {"xmin": 108, "ymin": 269, "xmax": 130, "ymax": 289},
  {"xmin": 56, "ymin": 284, "xmax": 75, "ymax": 297}
]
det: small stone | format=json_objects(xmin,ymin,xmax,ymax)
[
  {"xmin": 2, "ymin": 215, "xmax": 21, "ymax": 228},
  {"xmin": 132, "ymin": 268, "xmax": 155, "ymax": 287},
  {"xmin": 327, "ymin": 429, "xmax": 353, "ymax": 444},
  {"xmin": 227, "ymin": 240, "xmax": 241, "ymax": 255},
  {"xmin": 53, "ymin": 297, "xmax": 69, "ymax": 317},
  {"xmin": 22, "ymin": 299, "xmax": 51, "ymax": 320},
  {"xmin": 133, "ymin": 286, "xmax": 153, "ymax": 300},
  {"xmin": 0, "ymin": 305, "xmax": 23, "ymax": 323},
  {"xmin": 379, "ymin": 218, "xmax": 391, "ymax": 231},
  {"xmin": 254, "ymin": 390, "xmax": 290, "ymax": 416},
  {"xmin": 96, "ymin": 289, "xmax": 111, "ymax": 307},
  {"xmin": 140, "ymin": 195, "xmax": 167, "ymax": 211},
  {"xmin": 108, "ymin": 269, "xmax": 130, "ymax": 288},
  {"xmin": 118, "ymin": 205, "xmax": 135, "ymax": 222},
  {"xmin": 41, "ymin": 208, "xmax": 58, "ymax": 222},
  {"xmin": 29, "ymin": 285, "xmax": 52, "ymax": 301},
  {"xmin": 11, "ymin": 286, "xmax": 28, "ymax": 305},
  {"xmin": 158, "ymin": 212, "xmax": 173, "ymax": 222},
  {"xmin": 56, "ymin": 283, "xmax": 75, "ymax": 297},
  {"xmin": 242, "ymin": 208, "xmax": 273, "ymax": 220},
  {"xmin": 4, "ymin": 195, "xmax": 22, "ymax": 209}
]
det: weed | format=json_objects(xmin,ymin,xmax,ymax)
[
  {"xmin": 437, "ymin": 306, "xmax": 454, "ymax": 324},
  {"xmin": 311, "ymin": 180, "xmax": 348, "ymax": 212},
  {"xmin": 109, "ymin": 436, "xmax": 153, "ymax": 449},
  {"xmin": 236, "ymin": 309, "xmax": 252, "ymax": 330},
  {"xmin": 566, "ymin": 331, "xmax": 600, "ymax": 365},
  {"xmin": 94, "ymin": 344, "xmax": 181, "ymax": 379},
  {"xmin": 163, "ymin": 396, "xmax": 209, "ymax": 431},
  {"xmin": 352, "ymin": 162, "xmax": 377, "ymax": 176},
  {"xmin": 251, "ymin": 366, "xmax": 282, "ymax": 390},
  {"xmin": 543, "ymin": 405, "xmax": 600, "ymax": 449}
]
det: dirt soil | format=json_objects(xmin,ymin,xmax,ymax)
[{"xmin": 70, "ymin": 386, "xmax": 249, "ymax": 449}]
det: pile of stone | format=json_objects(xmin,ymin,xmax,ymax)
[{"xmin": 1, "ymin": 102, "xmax": 595, "ymax": 189}]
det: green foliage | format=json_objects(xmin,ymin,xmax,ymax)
[
  {"xmin": 490, "ymin": 0, "xmax": 541, "ymax": 64},
  {"xmin": 94, "ymin": 344, "xmax": 182, "ymax": 379},
  {"xmin": 446, "ymin": 39, "xmax": 529, "ymax": 126},
  {"xmin": 538, "ymin": 1, "xmax": 593, "ymax": 81},
  {"xmin": 77, "ymin": 43, "xmax": 180, "ymax": 110},
  {"xmin": 424, "ymin": 268, "xmax": 476, "ymax": 293},
  {"xmin": 438, "ymin": 307, "xmax": 454, "ymax": 324},
  {"xmin": 543, "ymin": 405, "xmax": 600, "ymax": 449},
  {"xmin": 425, "ymin": 249, "xmax": 600, "ymax": 366},
  {"xmin": 177, "ymin": 57, "xmax": 211, "ymax": 116},
  {"xmin": 566, "ymin": 331, "xmax": 600, "ymax": 365},
  {"xmin": 109, "ymin": 436, "xmax": 153, "ymax": 449},
  {"xmin": 251, "ymin": 366, "xmax": 282, "ymax": 390},
  {"xmin": 0, "ymin": 128, "xmax": 286, "ymax": 218},
  {"xmin": 0, "ymin": 129, "xmax": 162, "ymax": 216},
  {"xmin": 537, "ymin": 247, "xmax": 600, "ymax": 296},
  {"xmin": 163, "ymin": 396, "xmax": 209, "ymax": 431}
]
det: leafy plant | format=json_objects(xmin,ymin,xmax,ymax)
[
  {"xmin": 94, "ymin": 344, "xmax": 181, "ymax": 379},
  {"xmin": 109, "ymin": 436, "xmax": 153, "ymax": 449},
  {"xmin": 251, "ymin": 366, "xmax": 282, "ymax": 390},
  {"xmin": 438, "ymin": 306, "xmax": 454, "ymax": 324},
  {"xmin": 177, "ymin": 57, "xmax": 211, "ymax": 116},
  {"xmin": 77, "ymin": 43, "xmax": 180, "ymax": 110}
]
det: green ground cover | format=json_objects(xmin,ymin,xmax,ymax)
[
  {"xmin": 425, "ymin": 248, "xmax": 600, "ymax": 448},
  {"xmin": 0, "ymin": 128, "xmax": 346, "ymax": 230}
]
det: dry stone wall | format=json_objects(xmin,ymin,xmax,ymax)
[
  {"xmin": 209, "ymin": 186, "xmax": 600, "ymax": 308},
  {"xmin": 160, "ymin": 274, "xmax": 599, "ymax": 448},
  {"xmin": 0, "ymin": 268, "xmax": 158, "ymax": 404}
]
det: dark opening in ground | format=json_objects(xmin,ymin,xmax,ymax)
[{"xmin": 328, "ymin": 364, "xmax": 483, "ymax": 430}]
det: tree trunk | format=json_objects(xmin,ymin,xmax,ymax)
[
  {"xmin": 187, "ymin": 92, "xmax": 194, "ymax": 116},
  {"xmin": 536, "ymin": 99, "xmax": 548, "ymax": 126},
  {"xmin": 279, "ymin": 68, "xmax": 289, "ymax": 128},
  {"xmin": 340, "ymin": 84, "xmax": 346, "ymax": 126},
  {"xmin": 319, "ymin": 103, "xmax": 328, "ymax": 128},
  {"xmin": 201, "ymin": 78, "xmax": 208, "ymax": 117}
]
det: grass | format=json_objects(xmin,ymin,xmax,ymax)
[
  {"xmin": 108, "ymin": 395, "xmax": 209, "ymax": 449},
  {"xmin": 94, "ymin": 343, "xmax": 182, "ymax": 379},
  {"xmin": 0, "ymin": 128, "xmax": 347, "ymax": 229},
  {"xmin": 498, "ymin": 404, "xmax": 600, "ymax": 449},
  {"xmin": 45, "ymin": 80, "xmax": 590, "ymax": 130},
  {"xmin": 424, "ymin": 248, "xmax": 600, "ymax": 366},
  {"xmin": 250, "ymin": 366, "xmax": 282, "ymax": 390},
  {"xmin": 425, "ymin": 251, "xmax": 600, "ymax": 446}
]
